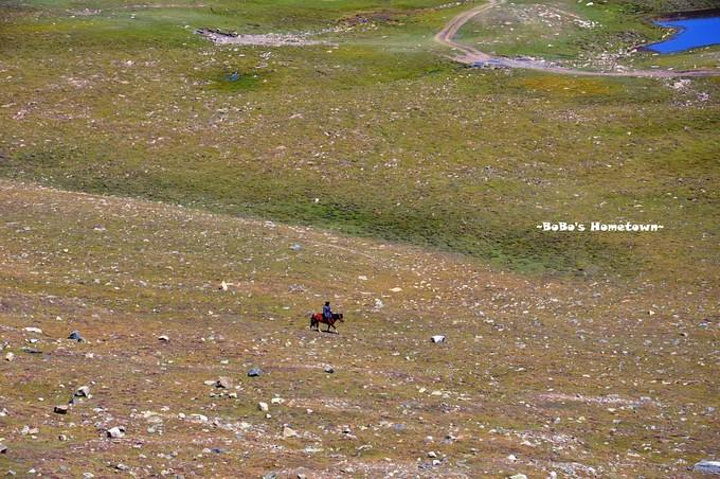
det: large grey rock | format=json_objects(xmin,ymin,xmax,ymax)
[
  {"xmin": 694, "ymin": 461, "xmax": 720, "ymax": 475},
  {"xmin": 54, "ymin": 405, "xmax": 69, "ymax": 415},
  {"xmin": 106, "ymin": 426, "xmax": 125, "ymax": 438},
  {"xmin": 75, "ymin": 386, "xmax": 90, "ymax": 398},
  {"xmin": 216, "ymin": 377, "xmax": 231, "ymax": 389},
  {"xmin": 68, "ymin": 331, "xmax": 84, "ymax": 342}
]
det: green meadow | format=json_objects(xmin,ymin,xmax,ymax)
[{"xmin": 0, "ymin": 0, "xmax": 717, "ymax": 278}]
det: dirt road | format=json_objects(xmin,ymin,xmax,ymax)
[{"xmin": 434, "ymin": 0, "xmax": 719, "ymax": 77}]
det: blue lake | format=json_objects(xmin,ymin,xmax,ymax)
[{"xmin": 646, "ymin": 16, "xmax": 720, "ymax": 54}]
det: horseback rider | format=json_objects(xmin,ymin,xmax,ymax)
[{"xmin": 323, "ymin": 301, "xmax": 333, "ymax": 321}]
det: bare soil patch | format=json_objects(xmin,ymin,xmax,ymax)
[{"xmin": 195, "ymin": 27, "xmax": 327, "ymax": 47}]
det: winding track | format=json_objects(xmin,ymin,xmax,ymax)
[{"xmin": 433, "ymin": 0, "xmax": 719, "ymax": 77}]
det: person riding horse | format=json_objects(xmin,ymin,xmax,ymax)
[{"xmin": 310, "ymin": 301, "xmax": 344, "ymax": 332}]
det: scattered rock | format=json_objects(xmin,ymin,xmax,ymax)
[
  {"xmin": 0, "ymin": 444, "xmax": 6, "ymax": 454},
  {"xmin": 216, "ymin": 377, "xmax": 231, "ymax": 389},
  {"xmin": 115, "ymin": 464, "xmax": 130, "ymax": 472},
  {"xmin": 290, "ymin": 243, "xmax": 302, "ymax": 251},
  {"xmin": 248, "ymin": 368, "xmax": 262, "ymax": 377},
  {"xmin": 430, "ymin": 335, "xmax": 446, "ymax": 343},
  {"xmin": 58, "ymin": 434, "xmax": 68, "ymax": 441},
  {"xmin": 75, "ymin": 386, "xmax": 90, "ymax": 398},
  {"xmin": 54, "ymin": 405, "xmax": 69, "ymax": 415},
  {"xmin": 189, "ymin": 414, "xmax": 208, "ymax": 423},
  {"xmin": 262, "ymin": 473, "xmax": 277, "ymax": 479},
  {"xmin": 106, "ymin": 426, "xmax": 125, "ymax": 438},
  {"xmin": 68, "ymin": 331, "xmax": 84, "ymax": 342},
  {"xmin": 158, "ymin": 335, "xmax": 170, "ymax": 342},
  {"xmin": 271, "ymin": 397, "xmax": 285, "ymax": 404},
  {"xmin": 509, "ymin": 475, "xmax": 528, "ymax": 479},
  {"xmin": 20, "ymin": 426, "xmax": 38, "ymax": 435},
  {"xmin": 693, "ymin": 461, "xmax": 720, "ymax": 475},
  {"xmin": 23, "ymin": 327, "xmax": 42, "ymax": 334},
  {"xmin": 282, "ymin": 425, "xmax": 298, "ymax": 439},
  {"xmin": 427, "ymin": 451, "xmax": 437, "ymax": 458},
  {"xmin": 390, "ymin": 287, "xmax": 403, "ymax": 292},
  {"xmin": 4, "ymin": 352, "xmax": 14, "ymax": 362},
  {"xmin": 507, "ymin": 454, "xmax": 518, "ymax": 463},
  {"xmin": 324, "ymin": 365, "xmax": 335, "ymax": 374},
  {"xmin": 258, "ymin": 402, "xmax": 269, "ymax": 412},
  {"xmin": 146, "ymin": 415, "xmax": 163, "ymax": 425}
]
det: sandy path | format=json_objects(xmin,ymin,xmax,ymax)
[{"xmin": 434, "ymin": 0, "xmax": 719, "ymax": 77}]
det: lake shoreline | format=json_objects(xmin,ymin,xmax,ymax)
[
  {"xmin": 650, "ymin": 7, "xmax": 720, "ymax": 21},
  {"xmin": 640, "ymin": 13, "xmax": 720, "ymax": 54}
]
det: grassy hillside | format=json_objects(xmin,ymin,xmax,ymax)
[
  {"xmin": 0, "ymin": 180, "xmax": 717, "ymax": 477},
  {"xmin": 0, "ymin": 0, "xmax": 718, "ymax": 475},
  {"xmin": 0, "ymin": 0, "xmax": 718, "ymax": 277}
]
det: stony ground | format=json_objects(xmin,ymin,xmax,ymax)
[
  {"xmin": 1, "ymin": 0, "xmax": 718, "ymax": 477},
  {"xmin": 0, "ymin": 180, "xmax": 717, "ymax": 477}
]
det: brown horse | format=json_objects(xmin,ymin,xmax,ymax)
[{"xmin": 310, "ymin": 312, "xmax": 344, "ymax": 333}]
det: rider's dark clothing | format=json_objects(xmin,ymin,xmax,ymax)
[{"xmin": 323, "ymin": 304, "xmax": 332, "ymax": 320}]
